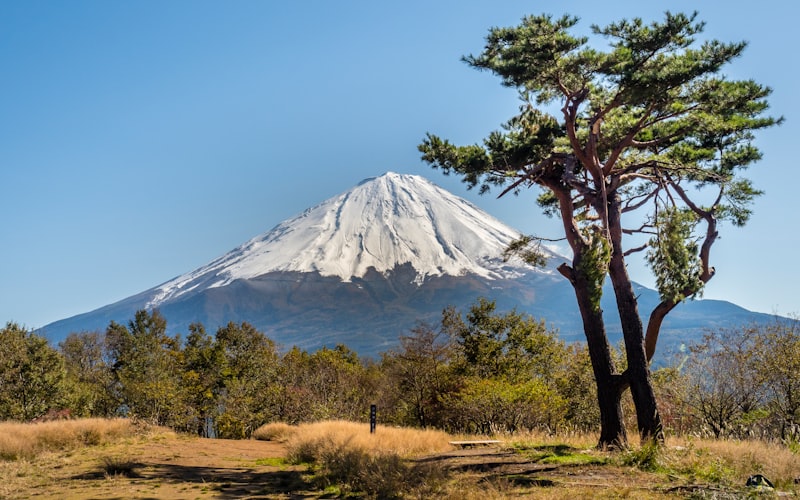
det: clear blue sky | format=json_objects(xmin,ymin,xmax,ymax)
[{"xmin": 2, "ymin": 1, "xmax": 797, "ymax": 329}]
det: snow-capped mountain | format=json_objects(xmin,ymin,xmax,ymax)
[
  {"xmin": 40, "ymin": 172, "xmax": 771, "ymax": 357},
  {"xmin": 146, "ymin": 172, "xmax": 557, "ymax": 309}
]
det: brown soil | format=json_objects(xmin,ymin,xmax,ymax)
[{"xmin": 4, "ymin": 435, "xmax": 311, "ymax": 499}]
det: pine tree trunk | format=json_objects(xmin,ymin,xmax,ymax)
[
  {"xmin": 607, "ymin": 197, "xmax": 664, "ymax": 443},
  {"xmin": 568, "ymin": 267, "xmax": 627, "ymax": 449}
]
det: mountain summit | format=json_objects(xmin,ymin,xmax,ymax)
[
  {"xmin": 147, "ymin": 172, "xmax": 558, "ymax": 308},
  {"xmin": 41, "ymin": 172, "xmax": 768, "ymax": 357}
]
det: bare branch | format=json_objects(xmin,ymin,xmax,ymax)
[
  {"xmin": 622, "ymin": 188, "xmax": 659, "ymax": 213},
  {"xmin": 604, "ymin": 103, "xmax": 656, "ymax": 174},
  {"xmin": 622, "ymin": 222, "xmax": 654, "ymax": 234},
  {"xmin": 562, "ymin": 89, "xmax": 593, "ymax": 172},
  {"xmin": 623, "ymin": 244, "xmax": 648, "ymax": 256},
  {"xmin": 668, "ymin": 177, "xmax": 711, "ymax": 218},
  {"xmin": 497, "ymin": 171, "xmax": 536, "ymax": 199}
]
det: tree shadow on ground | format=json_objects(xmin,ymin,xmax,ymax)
[
  {"xmin": 71, "ymin": 462, "xmax": 318, "ymax": 499},
  {"xmin": 415, "ymin": 447, "xmax": 559, "ymax": 476},
  {"xmin": 413, "ymin": 445, "xmax": 600, "ymax": 491}
]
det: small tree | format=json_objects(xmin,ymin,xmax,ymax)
[
  {"xmin": 59, "ymin": 331, "xmax": 116, "ymax": 417},
  {"xmin": 442, "ymin": 298, "xmax": 564, "ymax": 382},
  {"xmin": 443, "ymin": 377, "xmax": 566, "ymax": 434},
  {"xmin": 749, "ymin": 320, "xmax": 800, "ymax": 440},
  {"xmin": 302, "ymin": 345, "xmax": 371, "ymax": 421},
  {"xmin": 419, "ymin": 12, "xmax": 779, "ymax": 447},
  {"xmin": 682, "ymin": 327, "xmax": 764, "ymax": 438},
  {"xmin": 383, "ymin": 322, "xmax": 454, "ymax": 427},
  {"xmin": 181, "ymin": 322, "xmax": 225, "ymax": 437},
  {"xmin": 554, "ymin": 343, "xmax": 600, "ymax": 432},
  {"xmin": 0, "ymin": 322, "xmax": 65, "ymax": 421},
  {"xmin": 436, "ymin": 299, "xmax": 569, "ymax": 433},
  {"xmin": 214, "ymin": 321, "xmax": 280, "ymax": 438},
  {"xmin": 105, "ymin": 310, "xmax": 187, "ymax": 427}
]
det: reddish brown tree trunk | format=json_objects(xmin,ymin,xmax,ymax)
[
  {"xmin": 560, "ymin": 263, "xmax": 627, "ymax": 449},
  {"xmin": 607, "ymin": 195, "xmax": 664, "ymax": 443}
]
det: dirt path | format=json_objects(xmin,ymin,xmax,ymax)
[
  {"xmin": 418, "ymin": 446, "xmax": 673, "ymax": 496},
  {"xmin": 8, "ymin": 436, "xmax": 315, "ymax": 500}
]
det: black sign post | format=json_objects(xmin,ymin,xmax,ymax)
[{"xmin": 370, "ymin": 404, "xmax": 377, "ymax": 434}]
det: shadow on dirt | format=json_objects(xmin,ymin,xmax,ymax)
[
  {"xmin": 72, "ymin": 462, "xmax": 315, "ymax": 499},
  {"xmin": 415, "ymin": 447, "xmax": 562, "ymax": 486}
]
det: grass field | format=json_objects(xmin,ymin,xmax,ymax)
[{"xmin": 1, "ymin": 418, "xmax": 798, "ymax": 498}]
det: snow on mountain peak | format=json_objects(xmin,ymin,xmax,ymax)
[{"xmin": 147, "ymin": 172, "xmax": 554, "ymax": 307}]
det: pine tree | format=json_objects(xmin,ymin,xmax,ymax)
[{"xmin": 419, "ymin": 12, "xmax": 780, "ymax": 447}]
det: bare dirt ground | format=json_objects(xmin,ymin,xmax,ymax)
[
  {"xmin": 1, "ymin": 434, "xmax": 752, "ymax": 499},
  {"xmin": 4, "ymin": 435, "xmax": 311, "ymax": 499}
]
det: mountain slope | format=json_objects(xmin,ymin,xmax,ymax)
[
  {"xmin": 40, "ymin": 172, "xmax": 775, "ymax": 358},
  {"xmin": 145, "ymin": 172, "xmax": 558, "ymax": 308}
]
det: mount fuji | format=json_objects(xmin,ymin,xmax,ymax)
[{"xmin": 40, "ymin": 172, "xmax": 771, "ymax": 357}]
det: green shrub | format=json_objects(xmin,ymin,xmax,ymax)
[{"xmin": 620, "ymin": 442, "xmax": 661, "ymax": 472}]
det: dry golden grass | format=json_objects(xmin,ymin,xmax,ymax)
[
  {"xmin": 268, "ymin": 420, "xmax": 454, "ymax": 498},
  {"xmin": 506, "ymin": 431, "xmax": 799, "ymax": 487},
  {"xmin": 662, "ymin": 435, "xmax": 800, "ymax": 489},
  {"xmin": 252, "ymin": 421, "xmax": 297, "ymax": 442},
  {"xmin": 498, "ymin": 428, "xmax": 599, "ymax": 451},
  {"xmin": 0, "ymin": 418, "xmax": 148, "ymax": 460},
  {"xmin": 2, "ymin": 417, "xmax": 798, "ymax": 498},
  {"xmin": 280, "ymin": 419, "xmax": 453, "ymax": 460}
]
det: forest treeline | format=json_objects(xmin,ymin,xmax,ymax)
[{"xmin": 1, "ymin": 299, "xmax": 798, "ymax": 442}]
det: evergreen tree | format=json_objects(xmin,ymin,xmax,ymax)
[
  {"xmin": 442, "ymin": 298, "xmax": 564, "ymax": 382},
  {"xmin": 419, "ymin": 12, "xmax": 779, "ymax": 447}
]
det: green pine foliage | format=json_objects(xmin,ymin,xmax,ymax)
[{"xmin": 646, "ymin": 207, "xmax": 704, "ymax": 302}]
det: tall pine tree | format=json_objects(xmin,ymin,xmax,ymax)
[{"xmin": 419, "ymin": 12, "xmax": 779, "ymax": 447}]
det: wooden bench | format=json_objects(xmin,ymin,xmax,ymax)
[{"xmin": 449, "ymin": 440, "xmax": 502, "ymax": 448}]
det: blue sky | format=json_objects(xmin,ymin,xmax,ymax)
[{"xmin": 1, "ymin": 1, "xmax": 797, "ymax": 329}]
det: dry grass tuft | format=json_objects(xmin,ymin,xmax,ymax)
[
  {"xmin": 0, "ymin": 418, "xmax": 145, "ymax": 461},
  {"xmin": 252, "ymin": 421, "xmax": 297, "ymax": 442},
  {"xmin": 279, "ymin": 420, "xmax": 454, "ymax": 498},
  {"xmin": 284, "ymin": 420, "xmax": 453, "ymax": 461},
  {"xmin": 100, "ymin": 455, "xmax": 141, "ymax": 478}
]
